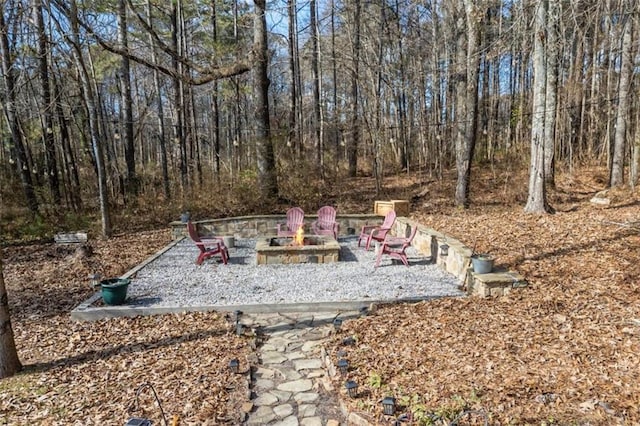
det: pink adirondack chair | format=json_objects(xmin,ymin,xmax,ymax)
[
  {"xmin": 358, "ymin": 210, "xmax": 397, "ymax": 250},
  {"xmin": 277, "ymin": 207, "xmax": 305, "ymax": 237},
  {"xmin": 187, "ymin": 221, "xmax": 229, "ymax": 265},
  {"xmin": 374, "ymin": 225, "xmax": 418, "ymax": 268},
  {"xmin": 311, "ymin": 206, "xmax": 339, "ymax": 239}
]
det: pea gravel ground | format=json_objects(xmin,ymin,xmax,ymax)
[{"xmin": 125, "ymin": 235, "xmax": 465, "ymax": 309}]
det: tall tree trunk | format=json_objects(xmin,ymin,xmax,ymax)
[
  {"xmin": 396, "ymin": 0, "xmax": 409, "ymax": 172},
  {"xmin": 632, "ymin": 115, "xmax": 639, "ymax": 188},
  {"xmin": 232, "ymin": 0, "xmax": 242, "ymax": 176},
  {"xmin": 374, "ymin": 3, "xmax": 385, "ymax": 194},
  {"xmin": 0, "ymin": 7, "xmax": 39, "ymax": 214},
  {"xmin": 348, "ymin": 1, "xmax": 361, "ymax": 177},
  {"xmin": 52, "ymin": 70, "xmax": 82, "ymax": 210},
  {"xmin": 310, "ymin": 0, "xmax": 324, "ymax": 177},
  {"xmin": 454, "ymin": 0, "xmax": 481, "ymax": 208},
  {"xmin": 330, "ymin": 0, "xmax": 339, "ymax": 172},
  {"xmin": 34, "ymin": 0, "xmax": 61, "ymax": 205},
  {"xmin": 118, "ymin": 0, "xmax": 136, "ymax": 197},
  {"xmin": 287, "ymin": 0, "xmax": 299, "ymax": 155},
  {"xmin": 146, "ymin": 0, "xmax": 170, "ymax": 199},
  {"xmin": 253, "ymin": 0, "xmax": 277, "ymax": 199},
  {"xmin": 0, "ymin": 254, "xmax": 21, "ymax": 379},
  {"xmin": 68, "ymin": 0, "xmax": 111, "ymax": 236},
  {"xmin": 524, "ymin": 0, "xmax": 552, "ymax": 214},
  {"xmin": 211, "ymin": 0, "xmax": 221, "ymax": 183},
  {"xmin": 172, "ymin": 0, "xmax": 188, "ymax": 191},
  {"xmin": 543, "ymin": 0, "xmax": 559, "ymax": 188},
  {"xmin": 610, "ymin": 9, "xmax": 633, "ymax": 187}
]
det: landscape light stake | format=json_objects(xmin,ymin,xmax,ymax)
[
  {"xmin": 89, "ymin": 273, "xmax": 101, "ymax": 288},
  {"xmin": 342, "ymin": 336, "xmax": 356, "ymax": 346},
  {"xmin": 345, "ymin": 380, "xmax": 358, "ymax": 398},
  {"xmin": 337, "ymin": 358, "xmax": 349, "ymax": 375},
  {"xmin": 129, "ymin": 382, "xmax": 167, "ymax": 426},
  {"xmin": 229, "ymin": 358, "xmax": 240, "ymax": 374},
  {"xmin": 382, "ymin": 396, "xmax": 396, "ymax": 416},
  {"xmin": 440, "ymin": 243, "xmax": 449, "ymax": 257},
  {"xmin": 333, "ymin": 317, "xmax": 343, "ymax": 331},
  {"xmin": 234, "ymin": 310, "xmax": 243, "ymax": 335}
]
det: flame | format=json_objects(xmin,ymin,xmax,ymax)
[{"xmin": 293, "ymin": 225, "xmax": 304, "ymax": 246}]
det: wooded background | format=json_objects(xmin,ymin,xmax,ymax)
[{"xmin": 1, "ymin": 0, "xmax": 638, "ymax": 236}]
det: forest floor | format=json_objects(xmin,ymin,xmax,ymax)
[{"xmin": 1, "ymin": 164, "xmax": 639, "ymax": 425}]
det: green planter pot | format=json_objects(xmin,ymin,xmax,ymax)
[{"xmin": 100, "ymin": 278, "xmax": 130, "ymax": 305}]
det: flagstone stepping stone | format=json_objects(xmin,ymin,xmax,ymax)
[
  {"xmin": 254, "ymin": 367, "xmax": 275, "ymax": 379},
  {"xmin": 286, "ymin": 352, "xmax": 306, "ymax": 361},
  {"xmin": 273, "ymin": 366, "xmax": 303, "ymax": 381},
  {"xmin": 254, "ymin": 379, "xmax": 275, "ymax": 390},
  {"xmin": 301, "ymin": 340, "xmax": 322, "ymax": 352},
  {"xmin": 277, "ymin": 379, "xmax": 313, "ymax": 392},
  {"xmin": 262, "ymin": 351, "xmax": 288, "ymax": 364},
  {"xmin": 287, "ymin": 342, "xmax": 304, "ymax": 351},
  {"xmin": 273, "ymin": 403, "xmax": 294, "ymax": 418},
  {"xmin": 293, "ymin": 392, "xmax": 320, "ymax": 403},
  {"xmin": 293, "ymin": 359, "xmax": 322, "ymax": 371},
  {"xmin": 300, "ymin": 416, "xmax": 323, "ymax": 426},
  {"xmin": 269, "ymin": 389, "xmax": 292, "ymax": 402},
  {"xmin": 273, "ymin": 416, "xmax": 299, "ymax": 426},
  {"xmin": 306, "ymin": 369, "xmax": 325, "ymax": 378},
  {"xmin": 254, "ymin": 393, "xmax": 279, "ymax": 406},
  {"xmin": 247, "ymin": 406, "xmax": 276, "ymax": 425},
  {"xmin": 298, "ymin": 404, "xmax": 317, "ymax": 417}
]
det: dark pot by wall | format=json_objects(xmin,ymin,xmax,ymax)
[
  {"xmin": 471, "ymin": 254, "xmax": 494, "ymax": 274},
  {"xmin": 100, "ymin": 278, "xmax": 131, "ymax": 305}
]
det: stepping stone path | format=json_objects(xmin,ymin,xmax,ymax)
[{"xmin": 240, "ymin": 312, "xmax": 351, "ymax": 426}]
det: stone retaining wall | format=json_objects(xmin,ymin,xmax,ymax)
[
  {"xmin": 170, "ymin": 214, "xmax": 384, "ymax": 240},
  {"xmin": 391, "ymin": 217, "xmax": 527, "ymax": 297}
]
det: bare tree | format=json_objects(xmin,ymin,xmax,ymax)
[
  {"xmin": 34, "ymin": 0, "xmax": 61, "ymax": 205},
  {"xmin": 118, "ymin": 0, "xmax": 137, "ymax": 197},
  {"xmin": 66, "ymin": 0, "xmax": 112, "ymax": 236},
  {"xmin": 543, "ymin": 0, "xmax": 559, "ymax": 188},
  {"xmin": 454, "ymin": 0, "xmax": 481, "ymax": 208},
  {"xmin": 0, "ymin": 254, "xmax": 21, "ymax": 379},
  {"xmin": 254, "ymin": 0, "xmax": 277, "ymax": 198},
  {"xmin": 524, "ymin": 0, "xmax": 553, "ymax": 214},
  {"xmin": 146, "ymin": 0, "xmax": 170, "ymax": 199},
  {"xmin": 610, "ymin": 5, "xmax": 634, "ymax": 187},
  {"xmin": 348, "ymin": 1, "xmax": 362, "ymax": 177},
  {"xmin": 310, "ymin": 0, "xmax": 324, "ymax": 177},
  {"xmin": 288, "ymin": 0, "xmax": 300, "ymax": 156},
  {"xmin": 210, "ymin": 0, "xmax": 221, "ymax": 183},
  {"xmin": 0, "ymin": 4, "xmax": 39, "ymax": 214}
]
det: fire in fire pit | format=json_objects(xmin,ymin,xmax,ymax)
[
  {"xmin": 270, "ymin": 235, "xmax": 324, "ymax": 247},
  {"xmin": 293, "ymin": 225, "xmax": 304, "ymax": 246}
]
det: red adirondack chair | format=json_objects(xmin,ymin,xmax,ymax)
[
  {"xmin": 187, "ymin": 221, "xmax": 229, "ymax": 265},
  {"xmin": 311, "ymin": 206, "xmax": 339, "ymax": 239},
  {"xmin": 374, "ymin": 225, "xmax": 418, "ymax": 268},
  {"xmin": 358, "ymin": 210, "xmax": 397, "ymax": 250},
  {"xmin": 277, "ymin": 207, "xmax": 305, "ymax": 237}
]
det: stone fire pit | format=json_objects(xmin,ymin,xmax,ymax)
[{"xmin": 255, "ymin": 235, "xmax": 340, "ymax": 265}]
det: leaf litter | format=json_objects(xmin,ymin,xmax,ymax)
[{"xmin": 2, "ymin": 167, "xmax": 640, "ymax": 425}]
